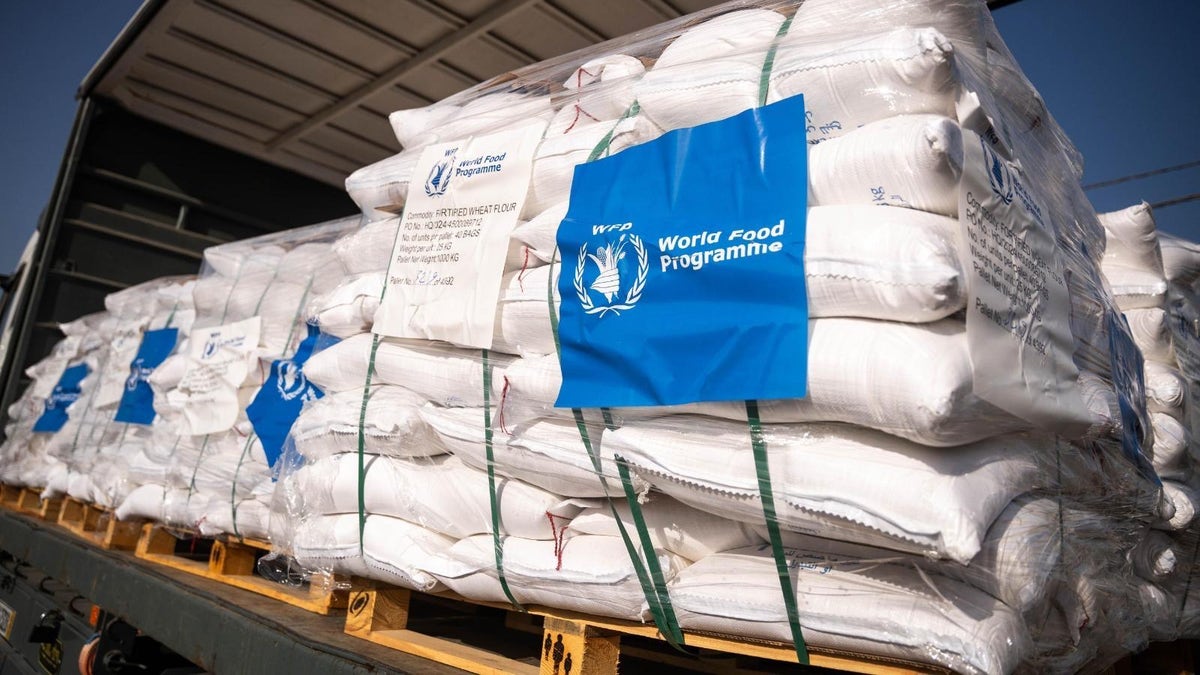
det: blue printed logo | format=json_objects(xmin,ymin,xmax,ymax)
[
  {"xmin": 982, "ymin": 136, "xmax": 1014, "ymax": 205},
  {"xmin": 424, "ymin": 149, "xmax": 457, "ymax": 197},
  {"xmin": 573, "ymin": 231, "xmax": 649, "ymax": 317},
  {"xmin": 555, "ymin": 95, "xmax": 810, "ymax": 409},
  {"xmin": 33, "ymin": 363, "xmax": 90, "ymax": 432},
  {"xmin": 275, "ymin": 360, "xmax": 317, "ymax": 403},
  {"xmin": 125, "ymin": 358, "xmax": 154, "ymax": 392},
  {"xmin": 115, "ymin": 327, "xmax": 178, "ymax": 425}
]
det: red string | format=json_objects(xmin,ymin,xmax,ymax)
[
  {"xmin": 546, "ymin": 512, "xmax": 567, "ymax": 571},
  {"xmin": 496, "ymin": 376, "xmax": 512, "ymax": 435},
  {"xmin": 517, "ymin": 247, "xmax": 531, "ymax": 293}
]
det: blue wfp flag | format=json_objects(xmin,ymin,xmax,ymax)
[
  {"xmin": 555, "ymin": 95, "xmax": 809, "ymax": 408},
  {"xmin": 246, "ymin": 324, "xmax": 333, "ymax": 468},
  {"xmin": 114, "ymin": 327, "xmax": 179, "ymax": 425},
  {"xmin": 33, "ymin": 363, "xmax": 90, "ymax": 432}
]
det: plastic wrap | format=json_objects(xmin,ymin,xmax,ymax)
[{"xmin": 268, "ymin": 2, "xmax": 1172, "ymax": 669}]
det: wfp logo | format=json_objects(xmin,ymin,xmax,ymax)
[
  {"xmin": 201, "ymin": 332, "xmax": 221, "ymax": 359},
  {"xmin": 574, "ymin": 231, "xmax": 648, "ymax": 317},
  {"xmin": 424, "ymin": 149, "xmax": 457, "ymax": 197},
  {"xmin": 275, "ymin": 360, "xmax": 317, "ymax": 403},
  {"xmin": 125, "ymin": 358, "xmax": 153, "ymax": 391},
  {"xmin": 981, "ymin": 137, "xmax": 1014, "ymax": 205}
]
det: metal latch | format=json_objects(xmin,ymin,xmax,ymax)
[{"xmin": 28, "ymin": 608, "xmax": 62, "ymax": 643}]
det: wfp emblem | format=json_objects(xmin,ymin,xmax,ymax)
[
  {"xmin": 126, "ymin": 358, "xmax": 153, "ymax": 391},
  {"xmin": 424, "ymin": 150, "xmax": 457, "ymax": 197},
  {"xmin": 574, "ymin": 233, "xmax": 648, "ymax": 317},
  {"xmin": 276, "ymin": 360, "xmax": 317, "ymax": 403},
  {"xmin": 982, "ymin": 137, "xmax": 1014, "ymax": 205},
  {"xmin": 201, "ymin": 333, "xmax": 220, "ymax": 359}
]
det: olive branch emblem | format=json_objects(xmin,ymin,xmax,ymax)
[{"xmin": 574, "ymin": 233, "xmax": 648, "ymax": 316}]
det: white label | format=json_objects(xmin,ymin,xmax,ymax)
[
  {"xmin": 959, "ymin": 131, "xmax": 1091, "ymax": 435},
  {"xmin": 373, "ymin": 122, "xmax": 545, "ymax": 348},
  {"xmin": 170, "ymin": 316, "xmax": 261, "ymax": 435},
  {"xmin": 95, "ymin": 321, "xmax": 149, "ymax": 408}
]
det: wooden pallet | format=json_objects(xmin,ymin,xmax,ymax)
[
  {"xmin": 0, "ymin": 484, "xmax": 23, "ymax": 509},
  {"xmin": 14, "ymin": 488, "xmax": 61, "ymax": 521},
  {"xmin": 344, "ymin": 582, "xmax": 947, "ymax": 675},
  {"xmin": 134, "ymin": 524, "xmax": 350, "ymax": 615},
  {"xmin": 55, "ymin": 497, "xmax": 142, "ymax": 550}
]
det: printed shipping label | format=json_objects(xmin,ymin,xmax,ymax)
[
  {"xmin": 114, "ymin": 327, "xmax": 180, "ymax": 425},
  {"xmin": 32, "ymin": 362, "xmax": 90, "ymax": 433},
  {"xmin": 374, "ymin": 122, "xmax": 545, "ymax": 348},
  {"xmin": 959, "ymin": 130, "xmax": 1091, "ymax": 435},
  {"xmin": 170, "ymin": 317, "xmax": 261, "ymax": 435},
  {"xmin": 556, "ymin": 95, "xmax": 809, "ymax": 408}
]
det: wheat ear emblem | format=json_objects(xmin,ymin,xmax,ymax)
[{"xmin": 575, "ymin": 234, "xmax": 648, "ymax": 316}]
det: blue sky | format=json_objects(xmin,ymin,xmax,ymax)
[{"xmin": 0, "ymin": 0, "xmax": 1197, "ymax": 275}]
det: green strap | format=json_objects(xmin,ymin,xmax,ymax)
[
  {"xmin": 356, "ymin": 334, "xmax": 382, "ymax": 554},
  {"xmin": 184, "ymin": 434, "xmax": 211, "ymax": 518},
  {"xmin": 481, "ymin": 350, "xmax": 523, "ymax": 610},
  {"xmin": 757, "ymin": 14, "xmax": 795, "ymax": 107},
  {"xmin": 746, "ymin": 400, "xmax": 808, "ymax": 663},
  {"xmin": 230, "ymin": 433, "xmax": 255, "ymax": 540},
  {"xmin": 280, "ymin": 278, "xmax": 316, "ymax": 358},
  {"xmin": 585, "ymin": 101, "xmax": 642, "ymax": 163},
  {"xmin": 572, "ymin": 409, "xmax": 685, "ymax": 647},
  {"xmin": 548, "ymin": 247, "xmax": 686, "ymax": 648}
]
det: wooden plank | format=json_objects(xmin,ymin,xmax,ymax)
[
  {"xmin": 133, "ymin": 524, "xmax": 348, "ymax": 615},
  {"xmin": 0, "ymin": 485, "xmax": 23, "ymax": 508},
  {"xmin": 346, "ymin": 586, "xmax": 538, "ymax": 675},
  {"xmin": 343, "ymin": 582, "xmax": 945, "ymax": 675},
  {"xmin": 18, "ymin": 489, "xmax": 61, "ymax": 521},
  {"xmin": 540, "ymin": 616, "xmax": 620, "ymax": 675}
]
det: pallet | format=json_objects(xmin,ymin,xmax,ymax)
[
  {"xmin": 0, "ymin": 484, "xmax": 23, "ymax": 509},
  {"xmin": 14, "ymin": 488, "xmax": 61, "ymax": 521},
  {"xmin": 55, "ymin": 498, "xmax": 142, "ymax": 550},
  {"xmin": 344, "ymin": 582, "xmax": 947, "ymax": 675},
  {"xmin": 134, "ymin": 524, "xmax": 350, "ymax": 615}
]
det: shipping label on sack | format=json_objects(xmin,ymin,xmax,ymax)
[
  {"xmin": 374, "ymin": 121, "xmax": 546, "ymax": 348},
  {"xmin": 959, "ymin": 130, "xmax": 1091, "ymax": 435},
  {"xmin": 555, "ymin": 95, "xmax": 809, "ymax": 408},
  {"xmin": 171, "ymin": 317, "xmax": 261, "ymax": 435},
  {"xmin": 247, "ymin": 324, "xmax": 330, "ymax": 468},
  {"xmin": 113, "ymin": 327, "xmax": 179, "ymax": 425},
  {"xmin": 94, "ymin": 321, "xmax": 149, "ymax": 408},
  {"xmin": 33, "ymin": 362, "xmax": 89, "ymax": 432}
]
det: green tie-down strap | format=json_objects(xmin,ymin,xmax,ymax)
[
  {"xmin": 572, "ymin": 409, "xmax": 687, "ymax": 649},
  {"xmin": 230, "ymin": 432, "xmax": 256, "ymax": 540},
  {"xmin": 745, "ymin": 400, "xmax": 809, "ymax": 663},
  {"xmin": 481, "ymin": 349, "xmax": 524, "ymax": 610},
  {"xmin": 757, "ymin": 13, "xmax": 796, "ymax": 108},
  {"xmin": 547, "ymin": 252, "xmax": 686, "ymax": 648},
  {"xmin": 355, "ymin": 334, "xmax": 382, "ymax": 555}
]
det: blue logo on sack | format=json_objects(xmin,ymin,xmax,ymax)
[
  {"xmin": 555, "ymin": 95, "xmax": 810, "ymax": 409},
  {"xmin": 424, "ymin": 149, "xmax": 457, "ymax": 197},
  {"xmin": 573, "ymin": 231, "xmax": 649, "ymax": 317},
  {"xmin": 982, "ymin": 138, "xmax": 1014, "ymax": 205},
  {"xmin": 247, "ymin": 324, "xmax": 334, "ymax": 468},
  {"xmin": 115, "ymin": 327, "xmax": 179, "ymax": 425},
  {"xmin": 33, "ymin": 362, "xmax": 90, "ymax": 432}
]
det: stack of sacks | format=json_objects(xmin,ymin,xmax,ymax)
[
  {"xmin": 0, "ymin": 315, "xmax": 104, "ymax": 489},
  {"xmin": 39, "ymin": 277, "xmax": 194, "ymax": 509},
  {"xmin": 1127, "ymin": 230, "xmax": 1200, "ymax": 643},
  {"xmin": 113, "ymin": 218, "xmax": 355, "ymax": 540},
  {"xmin": 277, "ymin": 2, "xmax": 1160, "ymax": 672}
]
